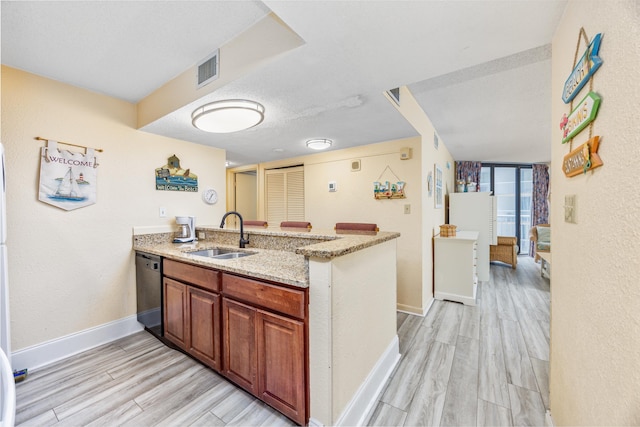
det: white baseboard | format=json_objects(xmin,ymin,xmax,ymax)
[
  {"xmin": 545, "ymin": 410, "xmax": 554, "ymax": 427},
  {"xmin": 434, "ymin": 291, "xmax": 476, "ymax": 306},
  {"xmin": 334, "ymin": 335, "xmax": 400, "ymax": 426},
  {"xmin": 12, "ymin": 315, "xmax": 144, "ymax": 371},
  {"xmin": 307, "ymin": 417, "xmax": 324, "ymax": 427}
]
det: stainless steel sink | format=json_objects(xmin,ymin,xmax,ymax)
[{"xmin": 187, "ymin": 248, "xmax": 254, "ymax": 259}]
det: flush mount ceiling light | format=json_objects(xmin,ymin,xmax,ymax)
[
  {"xmin": 192, "ymin": 99, "xmax": 265, "ymax": 133},
  {"xmin": 306, "ymin": 139, "xmax": 333, "ymax": 150}
]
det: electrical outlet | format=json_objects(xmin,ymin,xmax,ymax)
[
  {"xmin": 159, "ymin": 207, "xmax": 167, "ymax": 218},
  {"xmin": 404, "ymin": 204, "xmax": 411, "ymax": 214},
  {"xmin": 564, "ymin": 195, "xmax": 576, "ymax": 223},
  {"xmin": 198, "ymin": 231, "xmax": 206, "ymax": 240}
]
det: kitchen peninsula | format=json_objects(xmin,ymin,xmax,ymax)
[{"xmin": 133, "ymin": 225, "xmax": 400, "ymax": 426}]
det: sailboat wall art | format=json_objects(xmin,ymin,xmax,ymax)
[{"xmin": 38, "ymin": 140, "xmax": 98, "ymax": 211}]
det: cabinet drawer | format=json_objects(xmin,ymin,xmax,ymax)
[
  {"xmin": 164, "ymin": 259, "xmax": 220, "ymax": 292},
  {"xmin": 222, "ymin": 273, "xmax": 305, "ymax": 320}
]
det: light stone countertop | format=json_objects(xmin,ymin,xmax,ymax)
[{"xmin": 133, "ymin": 226, "xmax": 400, "ymax": 288}]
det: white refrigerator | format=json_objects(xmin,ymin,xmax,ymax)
[
  {"xmin": 0, "ymin": 142, "xmax": 15, "ymax": 427},
  {"xmin": 0, "ymin": 143, "xmax": 9, "ymax": 362},
  {"xmin": 448, "ymin": 192, "xmax": 497, "ymax": 282}
]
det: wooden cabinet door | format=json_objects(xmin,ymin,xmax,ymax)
[
  {"xmin": 257, "ymin": 310, "xmax": 306, "ymax": 425},
  {"xmin": 164, "ymin": 277, "xmax": 188, "ymax": 350},
  {"xmin": 188, "ymin": 287, "xmax": 221, "ymax": 372},
  {"xmin": 222, "ymin": 298, "xmax": 257, "ymax": 395}
]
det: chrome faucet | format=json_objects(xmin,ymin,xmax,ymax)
[{"xmin": 220, "ymin": 211, "xmax": 250, "ymax": 248}]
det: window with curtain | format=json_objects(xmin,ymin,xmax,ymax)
[{"xmin": 529, "ymin": 164, "xmax": 550, "ymax": 257}]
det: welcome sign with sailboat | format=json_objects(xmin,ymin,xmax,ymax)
[
  {"xmin": 50, "ymin": 167, "xmax": 89, "ymax": 201},
  {"xmin": 38, "ymin": 140, "xmax": 98, "ymax": 211}
]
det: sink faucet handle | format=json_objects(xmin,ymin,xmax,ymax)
[{"xmin": 240, "ymin": 233, "xmax": 250, "ymax": 248}]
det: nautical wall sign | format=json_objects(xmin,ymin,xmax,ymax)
[
  {"xmin": 560, "ymin": 92, "xmax": 601, "ymax": 143},
  {"xmin": 38, "ymin": 140, "xmax": 98, "ymax": 211},
  {"xmin": 562, "ymin": 136, "xmax": 603, "ymax": 177},
  {"xmin": 374, "ymin": 181, "xmax": 406, "ymax": 199},
  {"xmin": 562, "ymin": 32, "xmax": 603, "ymax": 104},
  {"xmin": 155, "ymin": 154, "xmax": 198, "ymax": 191}
]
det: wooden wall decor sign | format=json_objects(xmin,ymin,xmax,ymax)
[
  {"xmin": 561, "ymin": 91, "xmax": 601, "ymax": 143},
  {"xmin": 562, "ymin": 136, "xmax": 603, "ymax": 177},
  {"xmin": 373, "ymin": 181, "xmax": 406, "ymax": 199},
  {"xmin": 562, "ymin": 32, "xmax": 603, "ymax": 104},
  {"xmin": 155, "ymin": 154, "xmax": 198, "ymax": 191}
]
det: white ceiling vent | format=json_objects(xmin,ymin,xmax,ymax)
[{"xmin": 197, "ymin": 49, "xmax": 219, "ymax": 89}]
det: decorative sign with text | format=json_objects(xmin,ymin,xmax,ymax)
[
  {"xmin": 562, "ymin": 33, "xmax": 603, "ymax": 104},
  {"xmin": 561, "ymin": 92, "xmax": 601, "ymax": 143},
  {"xmin": 562, "ymin": 136, "xmax": 603, "ymax": 177},
  {"xmin": 39, "ymin": 140, "xmax": 98, "ymax": 211},
  {"xmin": 155, "ymin": 154, "xmax": 198, "ymax": 191}
]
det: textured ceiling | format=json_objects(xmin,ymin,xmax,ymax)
[{"xmin": 1, "ymin": 0, "xmax": 567, "ymax": 166}]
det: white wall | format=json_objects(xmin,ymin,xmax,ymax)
[
  {"xmin": 550, "ymin": 2, "xmax": 640, "ymax": 424},
  {"xmin": 1, "ymin": 66, "xmax": 227, "ymax": 352}
]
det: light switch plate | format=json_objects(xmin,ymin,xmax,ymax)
[
  {"xmin": 564, "ymin": 195, "xmax": 577, "ymax": 223},
  {"xmin": 159, "ymin": 207, "xmax": 167, "ymax": 218},
  {"xmin": 328, "ymin": 181, "xmax": 337, "ymax": 192}
]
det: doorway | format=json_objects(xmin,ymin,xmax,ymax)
[{"xmin": 235, "ymin": 170, "xmax": 257, "ymax": 220}]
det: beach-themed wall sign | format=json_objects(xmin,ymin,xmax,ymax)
[
  {"xmin": 562, "ymin": 32, "xmax": 603, "ymax": 104},
  {"xmin": 38, "ymin": 139, "xmax": 99, "ymax": 211},
  {"xmin": 374, "ymin": 165, "xmax": 406, "ymax": 199},
  {"xmin": 560, "ymin": 91, "xmax": 601, "ymax": 143},
  {"xmin": 155, "ymin": 154, "xmax": 198, "ymax": 191},
  {"xmin": 374, "ymin": 181, "xmax": 406, "ymax": 199},
  {"xmin": 560, "ymin": 28, "xmax": 604, "ymax": 179},
  {"xmin": 562, "ymin": 136, "xmax": 602, "ymax": 177}
]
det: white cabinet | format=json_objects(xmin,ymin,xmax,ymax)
[{"xmin": 434, "ymin": 231, "xmax": 479, "ymax": 306}]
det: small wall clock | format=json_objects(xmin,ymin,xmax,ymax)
[{"xmin": 202, "ymin": 188, "xmax": 218, "ymax": 205}]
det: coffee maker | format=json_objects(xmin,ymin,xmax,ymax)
[{"xmin": 173, "ymin": 216, "xmax": 196, "ymax": 243}]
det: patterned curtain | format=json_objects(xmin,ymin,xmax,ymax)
[
  {"xmin": 455, "ymin": 161, "xmax": 482, "ymax": 191},
  {"xmin": 530, "ymin": 164, "xmax": 550, "ymax": 257}
]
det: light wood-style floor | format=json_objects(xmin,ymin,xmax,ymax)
[
  {"xmin": 367, "ymin": 256, "xmax": 550, "ymax": 426},
  {"xmin": 15, "ymin": 257, "xmax": 549, "ymax": 426}
]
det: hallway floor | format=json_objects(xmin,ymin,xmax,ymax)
[
  {"xmin": 15, "ymin": 257, "xmax": 549, "ymax": 426},
  {"xmin": 367, "ymin": 256, "xmax": 550, "ymax": 426}
]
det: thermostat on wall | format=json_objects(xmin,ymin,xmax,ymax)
[{"xmin": 328, "ymin": 181, "xmax": 337, "ymax": 192}]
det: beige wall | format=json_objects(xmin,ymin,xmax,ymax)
[
  {"xmin": 302, "ymin": 138, "xmax": 424, "ymax": 313},
  {"xmin": 1, "ymin": 66, "xmax": 227, "ymax": 351},
  {"xmin": 239, "ymin": 119, "xmax": 453, "ymax": 314},
  {"xmin": 330, "ymin": 239, "xmax": 397, "ymax": 423},
  {"xmin": 390, "ymin": 88, "xmax": 455, "ymax": 311},
  {"xmin": 247, "ymin": 137, "xmax": 428, "ymax": 314},
  {"xmin": 550, "ymin": 2, "xmax": 640, "ymax": 425},
  {"xmin": 235, "ymin": 171, "xmax": 257, "ymax": 220}
]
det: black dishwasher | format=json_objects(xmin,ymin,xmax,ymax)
[{"xmin": 135, "ymin": 251, "xmax": 163, "ymax": 338}]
